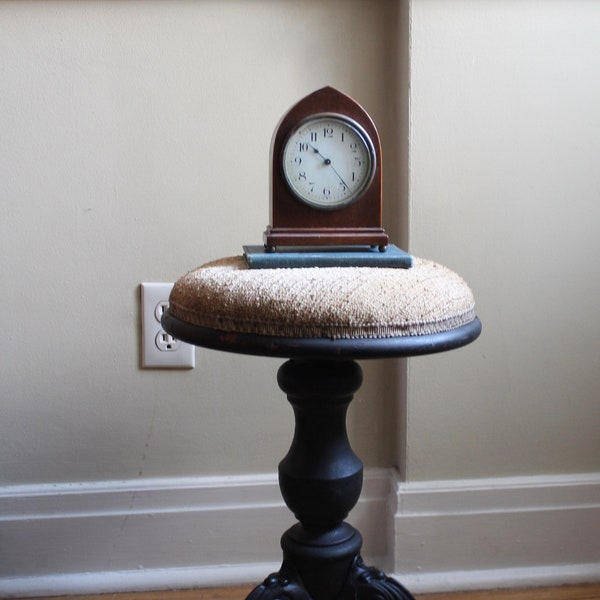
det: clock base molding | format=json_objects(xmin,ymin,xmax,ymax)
[
  {"xmin": 1, "ymin": 470, "xmax": 599, "ymax": 597},
  {"xmin": 263, "ymin": 226, "xmax": 389, "ymax": 249}
]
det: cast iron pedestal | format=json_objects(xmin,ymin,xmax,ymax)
[{"xmin": 163, "ymin": 313, "xmax": 482, "ymax": 600}]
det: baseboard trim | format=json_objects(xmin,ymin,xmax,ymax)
[
  {"xmin": 0, "ymin": 564, "xmax": 276, "ymax": 598},
  {"xmin": 392, "ymin": 472, "xmax": 600, "ymax": 593},
  {"xmin": 0, "ymin": 469, "xmax": 392, "ymax": 598},
  {"xmin": 395, "ymin": 562, "xmax": 600, "ymax": 594},
  {"xmin": 1, "ymin": 471, "xmax": 599, "ymax": 597}
]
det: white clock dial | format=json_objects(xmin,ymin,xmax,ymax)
[{"xmin": 281, "ymin": 115, "xmax": 375, "ymax": 210}]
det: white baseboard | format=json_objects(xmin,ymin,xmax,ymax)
[
  {"xmin": 392, "ymin": 472, "xmax": 600, "ymax": 593},
  {"xmin": 1, "ymin": 470, "xmax": 599, "ymax": 597},
  {"xmin": 0, "ymin": 469, "xmax": 392, "ymax": 598},
  {"xmin": 0, "ymin": 565, "xmax": 276, "ymax": 599}
]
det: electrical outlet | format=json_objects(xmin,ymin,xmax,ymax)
[{"xmin": 141, "ymin": 282, "xmax": 195, "ymax": 369}]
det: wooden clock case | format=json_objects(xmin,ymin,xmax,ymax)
[{"xmin": 264, "ymin": 86, "xmax": 389, "ymax": 250}]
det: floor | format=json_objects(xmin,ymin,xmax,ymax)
[{"xmin": 27, "ymin": 583, "xmax": 600, "ymax": 600}]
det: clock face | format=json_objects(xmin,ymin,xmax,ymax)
[{"xmin": 281, "ymin": 114, "xmax": 376, "ymax": 210}]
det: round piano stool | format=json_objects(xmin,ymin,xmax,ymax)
[{"xmin": 163, "ymin": 255, "xmax": 481, "ymax": 600}]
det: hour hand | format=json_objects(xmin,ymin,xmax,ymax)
[{"xmin": 308, "ymin": 143, "xmax": 328, "ymax": 163}]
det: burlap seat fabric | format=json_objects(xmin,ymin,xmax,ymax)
[{"xmin": 169, "ymin": 256, "xmax": 476, "ymax": 340}]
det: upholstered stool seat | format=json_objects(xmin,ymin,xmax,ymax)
[
  {"xmin": 162, "ymin": 254, "xmax": 481, "ymax": 600},
  {"xmin": 168, "ymin": 255, "xmax": 476, "ymax": 341}
]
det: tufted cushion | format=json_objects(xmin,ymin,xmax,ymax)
[{"xmin": 168, "ymin": 256, "xmax": 476, "ymax": 340}]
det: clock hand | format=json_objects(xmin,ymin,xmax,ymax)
[
  {"xmin": 308, "ymin": 143, "xmax": 327, "ymax": 162},
  {"xmin": 308, "ymin": 144, "xmax": 353, "ymax": 192},
  {"xmin": 328, "ymin": 163, "xmax": 352, "ymax": 193}
]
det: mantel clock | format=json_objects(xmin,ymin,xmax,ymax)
[{"xmin": 264, "ymin": 87, "xmax": 388, "ymax": 251}]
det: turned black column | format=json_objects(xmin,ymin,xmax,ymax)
[
  {"xmin": 278, "ymin": 359, "xmax": 363, "ymax": 527},
  {"xmin": 277, "ymin": 359, "xmax": 363, "ymax": 599},
  {"xmin": 247, "ymin": 358, "xmax": 416, "ymax": 600}
]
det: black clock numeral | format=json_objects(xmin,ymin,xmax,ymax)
[
  {"xmin": 310, "ymin": 132, "xmax": 318, "ymax": 142},
  {"xmin": 322, "ymin": 187, "xmax": 331, "ymax": 197},
  {"xmin": 349, "ymin": 142, "xmax": 358, "ymax": 152},
  {"xmin": 323, "ymin": 127, "xmax": 334, "ymax": 138},
  {"xmin": 294, "ymin": 156, "xmax": 302, "ymax": 165},
  {"xmin": 297, "ymin": 142, "xmax": 310, "ymax": 152},
  {"xmin": 298, "ymin": 171, "xmax": 307, "ymax": 180}
]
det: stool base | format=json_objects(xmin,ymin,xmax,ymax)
[{"xmin": 247, "ymin": 541, "xmax": 415, "ymax": 599}]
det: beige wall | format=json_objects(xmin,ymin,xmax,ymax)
[
  {"xmin": 407, "ymin": 0, "xmax": 600, "ymax": 480},
  {"xmin": 0, "ymin": 0, "xmax": 402, "ymax": 484},
  {"xmin": 1, "ymin": 0, "xmax": 598, "ymax": 491}
]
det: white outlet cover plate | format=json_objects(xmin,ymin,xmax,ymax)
[{"xmin": 141, "ymin": 282, "xmax": 195, "ymax": 369}]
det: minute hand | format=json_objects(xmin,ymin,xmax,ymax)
[{"xmin": 308, "ymin": 144, "xmax": 353, "ymax": 193}]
